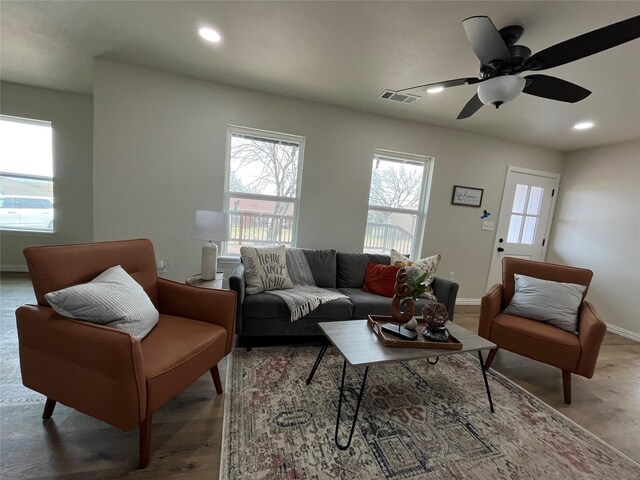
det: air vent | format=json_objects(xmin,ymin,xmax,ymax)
[{"xmin": 379, "ymin": 90, "xmax": 420, "ymax": 104}]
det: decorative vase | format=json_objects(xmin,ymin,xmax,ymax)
[
  {"xmin": 422, "ymin": 303, "xmax": 449, "ymax": 342},
  {"xmin": 391, "ymin": 267, "xmax": 415, "ymax": 326}
]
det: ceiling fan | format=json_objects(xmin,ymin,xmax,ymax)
[{"xmin": 394, "ymin": 15, "xmax": 640, "ymax": 119}]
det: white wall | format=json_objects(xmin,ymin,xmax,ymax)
[
  {"xmin": 0, "ymin": 82, "xmax": 93, "ymax": 269},
  {"xmin": 93, "ymin": 60, "xmax": 563, "ymax": 297},
  {"xmin": 548, "ymin": 139, "xmax": 640, "ymax": 337}
]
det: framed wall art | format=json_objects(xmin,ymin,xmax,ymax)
[{"xmin": 451, "ymin": 185, "xmax": 483, "ymax": 207}]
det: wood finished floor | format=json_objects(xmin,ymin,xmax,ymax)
[{"xmin": 1, "ymin": 273, "xmax": 638, "ymax": 478}]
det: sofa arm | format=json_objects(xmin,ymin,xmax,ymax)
[
  {"xmin": 228, "ymin": 264, "xmax": 246, "ymax": 334},
  {"xmin": 431, "ymin": 277, "xmax": 459, "ymax": 321},
  {"xmin": 575, "ymin": 301, "xmax": 606, "ymax": 378},
  {"xmin": 16, "ymin": 305, "xmax": 146, "ymax": 431},
  {"xmin": 478, "ymin": 283, "xmax": 504, "ymax": 340},
  {"xmin": 157, "ymin": 278, "xmax": 237, "ymax": 355}
]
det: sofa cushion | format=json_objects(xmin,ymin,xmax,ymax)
[
  {"xmin": 243, "ymin": 291, "xmax": 353, "ymax": 320},
  {"xmin": 492, "ymin": 313, "xmax": 580, "ymax": 371},
  {"xmin": 339, "ymin": 288, "xmax": 436, "ymax": 319},
  {"xmin": 504, "ymin": 274, "xmax": 585, "ymax": 334},
  {"xmin": 44, "ymin": 265, "xmax": 159, "ymax": 340},
  {"xmin": 240, "ymin": 245, "xmax": 294, "ymax": 294},
  {"xmin": 336, "ymin": 253, "xmax": 390, "ymax": 288},
  {"xmin": 362, "ymin": 262, "xmax": 401, "ymax": 297},
  {"xmin": 302, "ymin": 249, "xmax": 337, "ymax": 288},
  {"xmin": 390, "ymin": 249, "xmax": 441, "ymax": 301}
]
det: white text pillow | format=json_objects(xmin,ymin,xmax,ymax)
[
  {"xmin": 241, "ymin": 245, "xmax": 294, "ymax": 295},
  {"xmin": 45, "ymin": 265, "xmax": 159, "ymax": 340}
]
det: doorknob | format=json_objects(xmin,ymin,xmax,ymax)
[{"xmin": 497, "ymin": 247, "xmax": 504, "ymax": 252}]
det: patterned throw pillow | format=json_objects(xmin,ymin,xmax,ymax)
[
  {"xmin": 390, "ymin": 249, "xmax": 441, "ymax": 301},
  {"xmin": 241, "ymin": 245, "xmax": 294, "ymax": 295},
  {"xmin": 44, "ymin": 265, "xmax": 159, "ymax": 340}
]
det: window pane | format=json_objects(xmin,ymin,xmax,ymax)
[
  {"xmin": 364, "ymin": 209, "xmax": 416, "ymax": 255},
  {"xmin": 0, "ymin": 117, "xmax": 53, "ymax": 177},
  {"xmin": 507, "ymin": 214, "xmax": 523, "ymax": 243},
  {"xmin": 527, "ymin": 186, "xmax": 544, "ymax": 215},
  {"xmin": 521, "ymin": 216, "xmax": 538, "ymax": 245},
  {"xmin": 512, "ymin": 184, "xmax": 528, "ymax": 214},
  {"xmin": 229, "ymin": 133, "xmax": 300, "ymax": 198},
  {"xmin": 227, "ymin": 196, "xmax": 294, "ymax": 254},
  {"xmin": 369, "ymin": 156, "xmax": 424, "ymax": 210}
]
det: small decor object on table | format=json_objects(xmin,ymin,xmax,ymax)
[
  {"xmin": 386, "ymin": 267, "xmax": 418, "ymax": 339},
  {"xmin": 422, "ymin": 303, "xmax": 450, "ymax": 342}
]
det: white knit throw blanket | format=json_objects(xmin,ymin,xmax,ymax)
[{"xmin": 265, "ymin": 249, "xmax": 346, "ymax": 322}]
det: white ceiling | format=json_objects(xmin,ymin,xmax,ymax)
[{"xmin": 1, "ymin": 1, "xmax": 639, "ymax": 151}]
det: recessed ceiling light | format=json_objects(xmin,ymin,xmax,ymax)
[
  {"xmin": 573, "ymin": 121, "xmax": 594, "ymax": 130},
  {"xmin": 198, "ymin": 27, "xmax": 221, "ymax": 43},
  {"xmin": 427, "ymin": 86, "xmax": 444, "ymax": 94}
]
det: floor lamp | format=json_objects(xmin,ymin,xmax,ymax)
[{"xmin": 192, "ymin": 210, "xmax": 229, "ymax": 280}]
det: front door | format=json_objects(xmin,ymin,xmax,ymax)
[{"xmin": 486, "ymin": 166, "xmax": 560, "ymax": 289}]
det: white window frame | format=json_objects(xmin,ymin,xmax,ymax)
[
  {"xmin": 365, "ymin": 149, "xmax": 433, "ymax": 260},
  {"xmin": 223, "ymin": 125, "xmax": 305, "ymax": 255},
  {"xmin": 0, "ymin": 115, "xmax": 55, "ymax": 234}
]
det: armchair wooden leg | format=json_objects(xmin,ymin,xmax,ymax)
[
  {"xmin": 42, "ymin": 398, "xmax": 57, "ymax": 419},
  {"xmin": 211, "ymin": 364, "xmax": 223, "ymax": 394},
  {"xmin": 562, "ymin": 370, "xmax": 572, "ymax": 404},
  {"xmin": 484, "ymin": 348, "xmax": 498, "ymax": 370},
  {"xmin": 139, "ymin": 416, "xmax": 152, "ymax": 469}
]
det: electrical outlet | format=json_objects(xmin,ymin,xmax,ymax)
[
  {"xmin": 449, "ymin": 272, "xmax": 455, "ymax": 281},
  {"xmin": 482, "ymin": 221, "xmax": 495, "ymax": 231},
  {"xmin": 157, "ymin": 260, "xmax": 169, "ymax": 273}
]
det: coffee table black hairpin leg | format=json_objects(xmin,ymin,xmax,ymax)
[
  {"xmin": 306, "ymin": 344, "xmax": 328, "ymax": 385},
  {"xmin": 335, "ymin": 360, "xmax": 369, "ymax": 450},
  {"xmin": 477, "ymin": 350, "xmax": 495, "ymax": 413}
]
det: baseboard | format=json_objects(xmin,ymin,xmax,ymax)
[
  {"xmin": 456, "ymin": 298, "xmax": 481, "ymax": 306},
  {"xmin": 0, "ymin": 264, "xmax": 28, "ymax": 272},
  {"xmin": 606, "ymin": 323, "xmax": 640, "ymax": 342}
]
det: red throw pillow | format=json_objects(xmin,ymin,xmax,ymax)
[{"xmin": 362, "ymin": 262, "xmax": 401, "ymax": 298}]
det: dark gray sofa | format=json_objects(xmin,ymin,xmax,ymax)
[{"xmin": 229, "ymin": 250, "xmax": 459, "ymax": 345}]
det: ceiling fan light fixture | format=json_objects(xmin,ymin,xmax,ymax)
[
  {"xmin": 426, "ymin": 86, "xmax": 444, "ymax": 94},
  {"xmin": 198, "ymin": 26, "xmax": 222, "ymax": 43},
  {"xmin": 477, "ymin": 75, "xmax": 525, "ymax": 107},
  {"xmin": 573, "ymin": 121, "xmax": 594, "ymax": 130}
]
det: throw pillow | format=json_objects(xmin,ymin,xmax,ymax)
[
  {"xmin": 390, "ymin": 249, "xmax": 441, "ymax": 301},
  {"xmin": 44, "ymin": 265, "xmax": 159, "ymax": 340},
  {"xmin": 504, "ymin": 274, "xmax": 586, "ymax": 334},
  {"xmin": 240, "ymin": 245, "xmax": 294, "ymax": 295},
  {"xmin": 362, "ymin": 262, "xmax": 401, "ymax": 298}
]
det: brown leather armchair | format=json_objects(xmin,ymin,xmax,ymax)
[
  {"xmin": 16, "ymin": 239, "xmax": 236, "ymax": 468},
  {"xmin": 479, "ymin": 257, "xmax": 606, "ymax": 404}
]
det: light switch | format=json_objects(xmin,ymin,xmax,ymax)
[{"xmin": 482, "ymin": 221, "xmax": 495, "ymax": 231}]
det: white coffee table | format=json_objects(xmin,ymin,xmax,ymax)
[{"xmin": 306, "ymin": 319, "xmax": 497, "ymax": 449}]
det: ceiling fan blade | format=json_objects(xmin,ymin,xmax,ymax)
[
  {"xmin": 523, "ymin": 75, "xmax": 591, "ymax": 102},
  {"xmin": 524, "ymin": 15, "xmax": 640, "ymax": 71},
  {"xmin": 463, "ymin": 16, "xmax": 511, "ymax": 65},
  {"xmin": 457, "ymin": 93, "xmax": 484, "ymax": 119},
  {"xmin": 396, "ymin": 77, "xmax": 481, "ymax": 93}
]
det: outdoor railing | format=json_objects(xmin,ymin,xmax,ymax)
[
  {"xmin": 364, "ymin": 222, "xmax": 413, "ymax": 255},
  {"xmin": 229, "ymin": 211, "xmax": 293, "ymax": 246}
]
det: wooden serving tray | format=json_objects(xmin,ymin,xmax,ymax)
[{"xmin": 368, "ymin": 315, "xmax": 463, "ymax": 350}]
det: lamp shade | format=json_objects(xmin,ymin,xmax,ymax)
[
  {"xmin": 477, "ymin": 75, "xmax": 525, "ymax": 107},
  {"xmin": 192, "ymin": 210, "xmax": 229, "ymax": 241}
]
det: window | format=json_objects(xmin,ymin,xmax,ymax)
[
  {"xmin": 224, "ymin": 126, "xmax": 304, "ymax": 254},
  {"xmin": 0, "ymin": 115, "xmax": 54, "ymax": 232},
  {"xmin": 364, "ymin": 150, "xmax": 432, "ymax": 259},
  {"xmin": 506, "ymin": 184, "xmax": 544, "ymax": 245}
]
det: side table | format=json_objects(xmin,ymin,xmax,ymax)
[{"xmin": 185, "ymin": 272, "xmax": 225, "ymax": 289}]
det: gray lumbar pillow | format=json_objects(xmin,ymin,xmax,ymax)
[
  {"xmin": 45, "ymin": 265, "xmax": 159, "ymax": 340},
  {"xmin": 504, "ymin": 274, "xmax": 586, "ymax": 334}
]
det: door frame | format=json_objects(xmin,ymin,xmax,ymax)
[{"xmin": 487, "ymin": 165, "xmax": 561, "ymax": 289}]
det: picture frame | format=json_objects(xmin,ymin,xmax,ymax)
[{"xmin": 451, "ymin": 185, "xmax": 483, "ymax": 207}]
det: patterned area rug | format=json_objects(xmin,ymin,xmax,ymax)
[{"xmin": 220, "ymin": 347, "xmax": 640, "ymax": 480}]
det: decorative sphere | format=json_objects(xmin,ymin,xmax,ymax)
[{"xmin": 422, "ymin": 303, "xmax": 448, "ymax": 328}]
